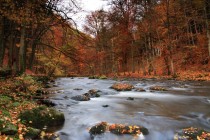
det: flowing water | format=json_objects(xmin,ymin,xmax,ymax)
[{"xmin": 49, "ymin": 78, "xmax": 210, "ymax": 140}]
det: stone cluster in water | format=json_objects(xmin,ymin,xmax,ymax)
[
  {"xmin": 174, "ymin": 127, "xmax": 210, "ymax": 140},
  {"xmin": 89, "ymin": 122, "xmax": 149, "ymax": 139},
  {"xmin": 71, "ymin": 89, "xmax": 101, "ymax": 101}
]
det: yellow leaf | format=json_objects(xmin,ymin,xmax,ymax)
[{"xmin": 40, "ymin": 131, "xmax": 45, "ymax": 139}]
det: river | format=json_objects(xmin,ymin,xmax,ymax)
[{"xmin": 48, "ymin": 77, "xmax": 210, "ymax": 140}]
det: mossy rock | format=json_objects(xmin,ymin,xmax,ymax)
[
  {"xmin": 19, "ymin": 106, "xmax": 65, "ymax": 129},
  {"xmin": 174, "ymin": 127, "xmax": 210, "ymax": 140},
  {"xmin": 89, "ymin": 122, "xmax": 108, "ymax": 136},
  {"xmin": 0, "ymin": 119, "xmax": 17, "ymax": 135},
  {"xmin": 24, "ymin": 127, "xmax": 41, "ymax": 139},
  {"xmin": 99, "ymin": 75, "xmax": 107, "ymax": 79},
  {"xmin": 89, "ymin": 122, "xmax": 149, "ymax": 138},
  {"xmin": 111, "ymin": 83, "xmax": 134, "ymax": 91},
  {"xmin": 109, "ymin": 124, "xmax": 148, "ymax": 135}
]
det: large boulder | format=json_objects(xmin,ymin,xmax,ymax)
[
  {"xmin": 19, "ymin": 106, "xmax": 65, "ymax": 129},
  {"xmin": 111, "ymin": 83, "xmax": 134, "ymax": 91}
]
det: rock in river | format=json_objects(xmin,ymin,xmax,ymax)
[
  {"xmin": 174, "ymin": 127, "xmax": 210, "ymax": 140},
  {"xmin": 71, "ymin": 89, "xmax": 101, "ymax": 101},
  {"xmin": 127, "ymin": 97, "xmax": 134, "ymax": 100},
  {"xmin": 149, "ymin": 86, "xmax": 168, "ymax": 91},
  {"xmin": 111, "ymin": 83, "xmax": 134, "ymax": 91},
  {"xmin": 71, "ymin": 95, "xmax": 90, "ymax": 101},
  {"xmin": 88, "ymin": 89, "xmax": 101, "ymax": 97},
  {"xmin": 89, "ymin": 122, "xmax": 149, "ymax": 138},
  {"xmin": 135, "ymin": 88, "xmax": 146, "ymax": 92}
]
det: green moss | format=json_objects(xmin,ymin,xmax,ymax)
[
  {"xmin": 19, "ymin": 106, "xmax": 65, "ymax": 129},
  {"xmin": 89, "ymin": 122, "xmax": 107, "ymax": 135},
  {"xmin": 0, "ymin": 95, "xmax": 12, "ymax": 106},
  {"xmin": 0, "ymin": 120, "xmax": 18, "ymax": 135},
  {"xmin": 0, "ymin": 109, "xmax": 11, "ymax": 117},
  {"xmin": 12, "ymin": 102, "xmax": 20, "ymax": 107},
  {"xmin": 24, "ymin": 127, "xmax": 41, "ymax": 139},
  {"xmin": 95, "ymin": 93, "xmax": 100, "ymax": 97}
]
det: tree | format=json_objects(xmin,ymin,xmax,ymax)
[{"xmin": 0, "ymin": 0, "xmax": 80, "ymax": 75}]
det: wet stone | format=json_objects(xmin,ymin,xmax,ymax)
[
  {"xmin": 111, "ymin": 83, "xmax": 134, "ymax": 91},
  {"xmin": 71, "ymin": 95, "xmax": 90, "ymax": 101},
  {"xmin": 174, "ymin": 127, "xmax": 210, "ymax": 140},
  {"xmin": 135, "ymin": 88, "xmax": 146, "ymax": 92},
  {"xmin": 89, "ymin": 122, "xmax": 108, "ymax": 136},
  {"xmin": 149, "ymin": 86, "xmax": 168, "ymax": 91},
  {"xmin": 89, "ymin": 122, "xmax": 149, "ymax": 139},
  {"xmin": 71, "ymin": 89, "xmax": 101, "ymax": 101},
  {"xmin": 73, "ymin": 88, "xmax": 83, "ymax": 90},
  {"xmin": 127, "ymin": 97, "xmax": 134, "ymax": 100}
]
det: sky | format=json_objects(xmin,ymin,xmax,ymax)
[{"xmin": 72, "ymin": 0, "xmax": 109, "ymax": 30}]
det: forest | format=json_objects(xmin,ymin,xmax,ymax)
[
  {"xmin": 0, "ymin": 1, "xmax": 210, "ymax": 140},
  {"xmin": 0, "ymin": 0, "xmax": 209, "ymax": 79}
]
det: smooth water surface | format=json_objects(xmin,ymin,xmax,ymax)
[{"xmin": 49, "ymin": 78, "xmax": 210, "ymax": 140}]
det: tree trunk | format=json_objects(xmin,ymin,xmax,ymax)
[
  {"xmin": 0, "ymin": 17, "xmax": 5, "ymax": 67},
  {"xmin": 29, "ymin": 42, "xmax": 37, "ymax": 70},
  {"xmin": 19, "ymin": 25, "xmax": 26, "ymax": 73},
  {"xmin": 166, "ymin": 0, "xmax": 175, "ymax": 75},
  {"xmin": 205, "ymin": 0, "xmax": 210, "ymax": 56},
  {"xmin": 207, "ymin": 24, "xmax": 210, "ymax": 56},
  {"xmin": 131, "ymin": 44, "xmax": 135, "ymax": 73},
  {"xmin": 8, "ymin": 35, "xmax": 15, "ymax": 69}
]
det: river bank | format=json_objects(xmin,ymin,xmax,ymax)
[{"xmin": 0, "ymin": 74, "xmax": 64, "ymax": 140}]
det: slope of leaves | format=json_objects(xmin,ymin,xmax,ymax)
[{"xmin": 0, "ymin": 75, "xmax": 59, "ymax": 140}]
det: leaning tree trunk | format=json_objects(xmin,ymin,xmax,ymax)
[{"xmin": 19, "ymin": 25, "xmax": 26, "ymax": 73}]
